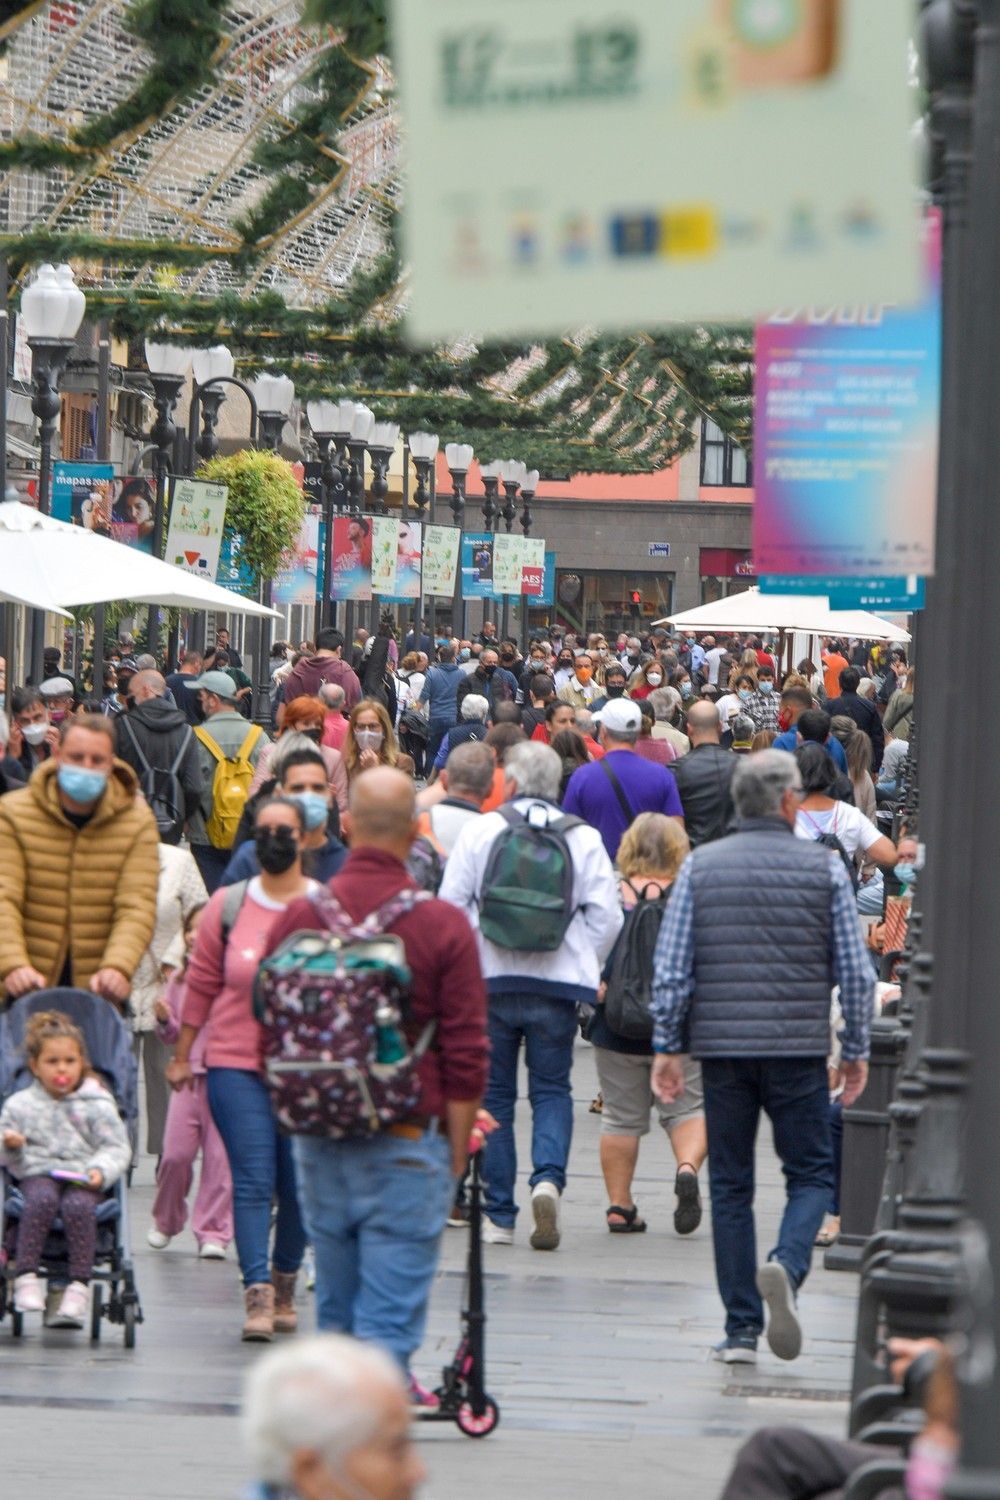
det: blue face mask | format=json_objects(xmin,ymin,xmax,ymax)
[
  {"xmin": 290, "ymin": 791, "xmax": 329, "ymax": 832},
  {"xmin": 895, "ymin": 862, "xmax": 916, "ymax": 888},
  {"xmin": 738, "ymin": 688, "xmax": 752, "ymax": 703},
  {"xmin": 458, "ymin": 649, "xmax": 471, "ymax": 662},
  {"xmin": 680, "ymin": 681, "xmax": 693, "ymax": 700},
  {"xmin": 57, "ymin": 765, "xmax": 108, "ymax": 805},
  {"xmin": 759, "ymin": 680, "xmax": 774, "ymax": 695}
]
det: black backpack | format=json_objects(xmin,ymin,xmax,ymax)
[
  {"xmin": 602, "ymin": 882, "xmax": 671, "ymax": 1041},
  {"xmin": 478, "ymin": 803, "xmax": 584, "ymax": 952},
  {"xmin": 801, "ymin": 809, "xmax": 859, "ymax": 891},
  {"xmin": 121, "ymin": 716, "xmax": 191, "ymax": 845}
]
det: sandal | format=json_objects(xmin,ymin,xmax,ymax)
[
  {"xmin": 606, "ymin": 1204, "xmax": 647, "ymax": 1234},
  {"xmin": 815, "ymin": 1215, "xmax": 841, "ymax": 1247}
]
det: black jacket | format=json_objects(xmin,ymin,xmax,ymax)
[
  {"xmin": 824, "ymin": 691, "xmax": 884, "ymax": 771},
  {"xmin": 114, "ymin": 696, "xmax": 203, "ymax": 820},
  {"xmin": 668, "ymin": 743, "xmax": 738, "ymax": 848}
]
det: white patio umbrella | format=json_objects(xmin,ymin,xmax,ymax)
[
  {"xmin": 652, "ymin": 586, "xmax": 910, "ymax": 644},
  {"xmin": 0, "ymin": 501, "xmax": 280, "ymax": 618}
]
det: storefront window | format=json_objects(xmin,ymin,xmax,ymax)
[{"xmin": 544, "ymin": 570, "xmax": 674, "ymax": 636}]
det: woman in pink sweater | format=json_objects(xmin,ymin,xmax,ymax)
[{"xmin": 166, "ymin": 797, "xmax": 320, "ymax": 1342}]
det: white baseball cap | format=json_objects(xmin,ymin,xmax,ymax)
[{"xmin": 592, "ymin": 699, "xmax": 641, "ymax": 734}]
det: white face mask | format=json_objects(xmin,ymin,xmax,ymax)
[
  {"xmin": 645, "ymin": 673, "xmax": 662, "ymax": 687},
  {"xmin": 354, "ymin": 728, "xmax": 384, "ymax": 753},
  {"xmin": 22, "ymin": 722, "xmax": 48, "ymax": 745}
]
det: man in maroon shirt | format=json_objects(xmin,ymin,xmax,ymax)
[{"xmin": 264, "ymin": 767, "xmax": 488, "ymax": 1404}]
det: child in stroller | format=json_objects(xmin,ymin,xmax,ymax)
[{"xmin": 0, "ymin": 1007, "xmax": 131, "ymax": 1329}]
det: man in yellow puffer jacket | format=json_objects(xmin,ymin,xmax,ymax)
[{"xmin": 0, "ymin": 714, "xmax": 160, "ymax": 1005}]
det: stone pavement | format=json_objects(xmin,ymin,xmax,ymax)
[{"xmin": 2, "ymin": 1043, "xmax": 860, "ymax": 1499}]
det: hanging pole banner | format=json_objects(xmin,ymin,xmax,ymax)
[{"xmin": 393, "ymin": 0, "xmax": 920, "ymax": 341}]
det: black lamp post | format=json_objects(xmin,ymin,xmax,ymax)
[
  {"xmin": 409, "ymin": 431, "xmax": 440, "ymax": 642},
  {"xmin": 367, "ymin": 421, "xmax": 400, "ymax": 515},
  {"xmin": 307, "ymin": 397, "xmax": 356, "ymax": 630},
  {"xmin": 480, "ymin": 460, "xmax": 503, "ymax": 530},
  {"xmin": 143, "ymin": 339, "xmax": 191, "ymax": 655},
  {"xmin": 499, "ymin": 460, "xmax": 526, "ymax": 642},
  {"xmin": 347, "ymin": 403, "xmax": 374, "ymax": 517},
  {"xmin": 446, "ymin": 442, "xmax": 474, "ymax": 636}
]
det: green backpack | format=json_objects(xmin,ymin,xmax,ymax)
[{"xmin": 478, "ymin": 803, "xmax": 584, "ymax": 952}]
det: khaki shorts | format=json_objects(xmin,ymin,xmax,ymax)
[{"xmin": 594, "ymin": 1049, "xmax": 704, "ymax": 1138}]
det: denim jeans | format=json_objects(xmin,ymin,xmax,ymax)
[
  {"xmin": 293, "ymin": 1128, "xmax": 453, "ymax": 1370},
  {"xmin": 701, "ymin": 1057, "xmax": 833, "ymax": 1339},
  {"xmin": 207, "ymin": 1068, "xmax": 306, "ymax": 1286},
  {"xmin": 481, "ymin": 993, "xmax": 579, "ymax": 1227}
]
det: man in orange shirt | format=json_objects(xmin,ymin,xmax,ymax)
[{"xmin": 822, "ymin": 640, "xmax": 849, "ymax": 699}]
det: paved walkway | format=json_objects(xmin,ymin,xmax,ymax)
[{"xmin": 3, "ymin": 1043, "xmax": 859, "ymax": 1498}]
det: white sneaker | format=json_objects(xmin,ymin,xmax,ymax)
[
  {"xmin": 198, "ymin": 1242, "xmax": 226, "ymax": 1260},
  {"xmin": 51, "ymin": 1280, "xmax": 89, "ymax": 1329},
  {"xmin": 13, "ymin": 1272, "xmax": 45, "ymax": 1314},
  {"xmin": 530, "ymin": 1181, "xmax": 561, "ymax": 1251},
  {"xmin": 482, "ymin": 1218, "xmax": 514, "ymax": 1245},
  {"xmin": 147, "ymin": 1226, "xmax": 171, "ymax": 1250}
]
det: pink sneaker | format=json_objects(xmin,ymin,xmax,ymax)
[
  {"xmin": 13, "ymin": 1272, "xmax": 45, "ymax": 1314},
  {"xmin": 51, "ymin": 1280, "xmax": 89, "ymax": 1328},
  {"xmin": 407, "ymin": 1374, "xmax": 441, "ymax": 1414}
]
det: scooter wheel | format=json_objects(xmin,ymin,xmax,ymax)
[{"xmin": 456, "ymin": 1397, "xmax": 499, "ymax": 1437}]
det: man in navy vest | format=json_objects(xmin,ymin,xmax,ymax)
[{"xmin": 650, "ymin": 751, "xmax": 875, "ymax": 1366}]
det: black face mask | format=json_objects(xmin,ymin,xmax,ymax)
[
  {"xmin": 255, "ymin": 827, "xmax": 298, "ymax": 876},
  {"xmin": 559, "ymin": 660, "xmax": 573, "ymax": 671},
  {"xmin": 301, "ymin": 726, "xmax": 323, "ymax": 743},
  {"xmin": 606, "ymin": 682, "xmax": 626, "ymax": 699},
  {"xmin": 480, "ymin": 664, "xmax": 496, "ymax": 678}
]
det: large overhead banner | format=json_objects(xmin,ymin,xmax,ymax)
[
  {"xmin": 393, "ymin": 0, "xmax": 920, "ymax": 341},
  {"xmin": 753, "ymin": 210, "xmax": 942, "ymax": 579}
]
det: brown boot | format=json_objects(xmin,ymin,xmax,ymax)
[
  {"xmin": 272, "ymin": 1270, "xmax": 298, "ymax": 1334},
  {"xmin": 242, "ymin": 1282, "xmax": 275, "ymax": 1342}
]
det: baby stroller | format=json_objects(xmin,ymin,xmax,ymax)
[{"xmin": 0, "ymin": 989, "xmax": 143, "ymax": 1346}]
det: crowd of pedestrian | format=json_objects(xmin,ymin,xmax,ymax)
[{"xmin": 0, "ymin": 617, "xmax": 922, "ymax": 1496}]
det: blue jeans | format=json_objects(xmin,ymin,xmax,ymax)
[
  {"xmin": 701, "ymin": 1057, "xmax": 833, "ymax": 1339},
  {"xmin": 293, "ymin": 1129, "xmax": 453, "ymax": 1370},
  {"xmin": 481, "ymin": 993, "xmax": 578, "ymax": 1227},
  {"xmin": 207, "ymin": 1068, "xmax": 306, "ymax": 1286},
  {"xmin": 426, "ymin": 719, "xmax": 453, "ymax": 767}
]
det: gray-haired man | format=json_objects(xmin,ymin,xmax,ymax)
[{"xmin": 650, "ymin": 750, "xmax": 875, "ymax": 1366}]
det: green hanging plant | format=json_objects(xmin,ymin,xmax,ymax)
[{"xmin": 195, "ymin": 449, "xmax": 303, "ymax": 586}]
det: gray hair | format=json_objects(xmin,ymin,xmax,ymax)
[
  {"xmin": 504, "ymin": 740, "xmax": 562, "ymax": 801},
  {"xmin": 242, "ymin": 1334, "xmax": 404, "ymax": 1486},
  {"xmin": 461, "ymin": 693, "xmax": 490, "ymax": 722},
  {"xmin": 445, "ymin": 740, "xmax": 495, "ymax": 801},
  {"xmin": 133, "ymin": 653, "xmax": 157, "ymax": 671},
  {"xmin": 730, "ymin": 713, "xmax": 756, "ymax": 742},
  {"xmin": 574, "ymin": 708, "xmax": 595, "ymax": 736},
  {"xmin": 732, "ymin": 749, "xmax": 802, "ymax": 819},
  {"xmin": 271, "ymin": 731, "xmax": 325, "ymax": 777},
  {"xmin": 648, "ymin": 687, "xmax": 676, "ymax": 723},
  {"xmin": 318, "ymin": 682, "xmax": 345, "ymax": 711}
]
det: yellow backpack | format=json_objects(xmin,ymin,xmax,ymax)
[{"xmin": 194, "ymin": 723, "xmax": 263, "ymax": 849}]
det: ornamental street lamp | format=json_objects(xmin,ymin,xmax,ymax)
[
  {"xmin": 252, "ymin": 371, "xmax": 295, "ymax": 452},
  {"xmin": 347, "ymin": 402, "xmax": 374, "ymax": 515},
  {"xmin": 409, "ymin": 431, "xmax": 439, "ymax": 519},
  {"xmin": 21, "ymin": 263, "xmax": 86, "ymax": 517},
  {"xmin": 368, "ymin": 421, "xmax": 400, "ymax": 514},
  {"xmin": 144, "ymin": 339, "xmax": 193, "ymax": 655},
  {"xmin": 307, "ymin": 397, "xmax": 356, "ymax": 629},
  {"xmin": 499, "ymin": 459, "xmax": 526, "ymax": 532},
  {"xmin": 189, "ymin": 345, "xmax": 244, "ymax": 464},
  {"xmin": 479, "ymin": 460, "xmax": 503, "ymax": 530},
  {"xmin": 446, "ymin": 443, "xmax": 474, "ymax": 636},
  {"xmin": 520, "ymin": 469, "xmax": 539, "ymax": 536}
]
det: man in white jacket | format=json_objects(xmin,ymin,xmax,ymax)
[{"xmin": 440, "ymin": 741, "xmax": 621, "ymax": 1251}]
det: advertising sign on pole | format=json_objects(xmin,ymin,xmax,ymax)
[
  {"xmin": 461, "ymin": 533, "xmax": 496, "ymax": 599},
  {"xmin": 330, "ymin": 515, "xmax": 374, "ymax": 601},
  {"xmin": 520, "ymin": 537, "xmax": 546, "ymax": 596},
  {"xmin": 493, "ymin": 533, "xmax": 524, "ymax": 596},
  {"xmin": 423, "ymin": 525, "xmax": 461, "ymax": 597},
  {"xmin": 539, "ymin": 551, "xmax": 557, "ymax": 608},
  {"xmin": 52, "ymin": 462, "xmax": 156, "ymax": 554},
  {"xmin": 753, "ymin": 209, "xmax": 942, "ymax": 578},
  {"xmin": 371, "ymin": 516, "xmax": 400, "ymax": 596},
  {"xmin": 273, "ymin": 513, "xmax": 321, "ymax": 607},
  {"xmin": 393, "ymin": 0, "xmax": 920, "ymax": 341},
  {"xmin": 164, "ymin": 478, "xmax": 228, "ymax": 581},
  {"xmin": 761, "ymin": 573, "xmax": 926, "ymax": 611}
]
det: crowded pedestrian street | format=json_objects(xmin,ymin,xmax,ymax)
[{"xmin": 4, "ymin": 1044, "xmax": 858, "ymax": 1499}]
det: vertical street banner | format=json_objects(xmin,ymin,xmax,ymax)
[
  {"xmin": 370, "ymin": 516, "xmax": 400, "ymax": 595},
  {"xmin": 753, "ymin": 209, "xmax": 942, "ymax": 578},
  {"xmin": 539, "ymin": 551, "xmax": 557, "ymax": 608},
  {"xmin": 461, "ymin": 533, "xmax": 496, "ymax": 598},
  {"xmin": 492, "ymin": 532, "xmax": 524, "ymax": 596},
  {"xmin": 330, "ymin": 515, "xmax": 373, "ymax": 601},
  {"xmin": 52, "ymin": 463, "xmax": 155, "ymax": 554},
  {"xmin": 394, "ymin": 521, "xmax": 423, "ymax": 599},
  {"xmin": 217, "ymin": 533, "xmax": 257, "ymax": 599},
  {"xmin": 423, "ymin": 524, "xmax": 460, "ymax": 597},
  {"xmin": 520, "ymin": 536, "xmax": 546, "ymax": 596},
  {"xmin": 273, "ymin": 513, "xmax": 320, "ymax": 606},
  {"xmin": 164, "ymin": 477, "xmax": 228, "ymax": 580},
  {"xmin": 393, "ymin": 0, "xmax": 920, "ymax": 341}
]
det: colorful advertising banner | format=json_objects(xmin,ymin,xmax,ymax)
[
  {"xmin": 164, "ymin": 478, "xmax": 228, "ymax": 580},
  {"xmin": 492, "ymin": 532, "xmax": 524, "ymax": 596},
  {"xmin": 393, "ymin": 0, "xmax": 920, "ymax": 341},
  {"xmin": 422, "ymin": 525, "xmax": 460, "ymax": 597},
  {"xmin": 461, "ymin": 533, "xmax": 496, "ymax": 599},
  {"xmin": 52, "ymin": 463, "xmax": 156, "ymax": 553},
  {"xmin": 539, "ymin": 551, "xmax": 557, "ymax": 608},
  {"xmin": 217, "ymin": 532, "xmax": 257, "ymax": 599},
  {"xmin": 371, "ymin": 516, "xmax": 400, "ymax": 596},
  {"xmin": 394, "ymin": 521, "xmax": 422, "ymax": 600},
  {"xmin": 520, "ymin": 537, "xmax": 546, "ymax": 597},
  {"xmin": 760, "ymin": 573, "xmax": 926, "ymax": 611},
  {"xmin": 273, "ymin": 513, "xmax": 321, "ymax": 606},
  {"xmin": 753, "ymin": 210, "xmax": 942, "ymax": 579},
  {"xmin": 330, "ymin": 515, "xmax": 373, "ymax": 601}
]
